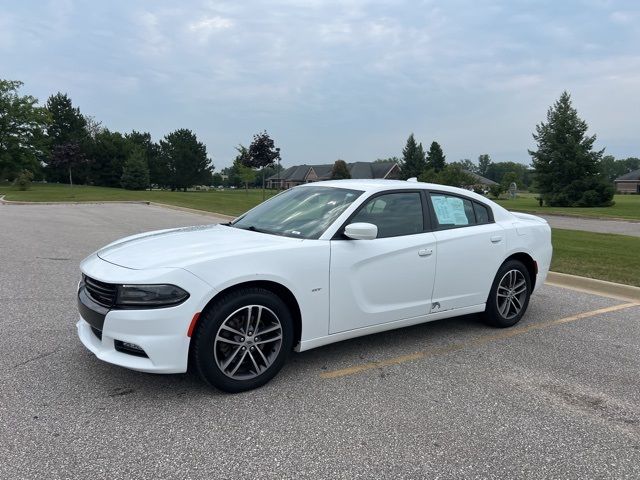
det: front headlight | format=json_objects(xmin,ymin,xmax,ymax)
[{"xmin": 116, "ymin": 284, "xmax": 190, "ymax": 309}]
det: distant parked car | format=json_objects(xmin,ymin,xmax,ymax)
[{"xmin": 76, "ymin": 180, "xmax": 552, "ymax": 392}]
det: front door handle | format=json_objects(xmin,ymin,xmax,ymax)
[
  {"xmin": 490, "ymin": 235, "xmax": 503, "ymax": 243},
  {"xmin": 418, "ymin": 248, "xmax": 433, "ymax": 257}
]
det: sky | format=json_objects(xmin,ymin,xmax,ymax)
[{"xmin": 2, "ymin": 0, "xmax": 639, "ymax": 170}]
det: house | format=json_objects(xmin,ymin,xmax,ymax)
[
  {"xmin": 614, "ymin": 169, "xmax": 640, "ymax": 193},
  {"xmin": 266, "ymin": 161, "xmax": 400, "ymax": 189}
]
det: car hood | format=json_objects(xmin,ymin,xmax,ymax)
[{"xmin": 96, "ymin": 224, "xmax": 300, "ymax": 270}]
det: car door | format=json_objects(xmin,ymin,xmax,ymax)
[
  {"xmin": 427, "ymin": 192, "xmax": 506, "ymax": 312},
  {"xmin": 329, "ymin": 191, "xmax": 437, "ymax": 334}
]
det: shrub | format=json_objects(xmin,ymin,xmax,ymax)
[{"xmin": 13, "ymin": 170, "xmax": 34, "ymax": 191}]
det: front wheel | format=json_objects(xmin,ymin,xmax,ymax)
[
  {"xmin": 483, "ymin": 260, "xmax": 531, "ymax": 328},
  {"xmin": 192, "ymin": 288, "xmax": 293, "ymax": 393}
]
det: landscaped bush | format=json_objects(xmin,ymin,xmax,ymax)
[{"xmin": 13, "ymin": 169, "xmax": 34, "ymax": 191}]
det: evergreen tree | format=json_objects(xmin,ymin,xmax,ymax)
[
  {"xmin": 160, "ymin": 129, "xmax": 213, "ymax": 191},
  {"xmin": 121, "ymin": 147, "xmax": 150, "ymax": 190},
  {"xmin": 530, "ymin": 92, "xmax": 613, "ymax": 207},
  {"xmin": 331, "ymin": 159, "xmax": 351, "ymax": 179},
  {"xmin": 400, "ymin": 133, "xmax": 426, "ymax": 179},
  {"xmin": 88, "ymin": 129, "xmax": 129, "ymax": 187},
  {"xmin": 426, "ymin": 141, "xmax": 446, "ymax": 172},
  {"xmin": 125, "ymin": 131, "xmax": 162, "ymax": 188},
  {"xmin": 44, "ymin": 93, "xmax": 89, "ymax": 182},
  {"xmin": 478, "ymin": 154, "xmax": 492, "ymax": 176}
]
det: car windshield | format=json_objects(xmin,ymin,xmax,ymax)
[{"xmin": 230, "ymin": 185, "xmax": 363, "ymax": 239}]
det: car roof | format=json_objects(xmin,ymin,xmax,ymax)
[{"xmin": 298, "ymin": 178, "xmax": 482, "ymax": 198}]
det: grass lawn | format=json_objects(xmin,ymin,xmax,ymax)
[
  {"xmin": 551, "ymin": 229, "xmax": 640, "ymax": 287},
  {"xmin": 0, "ymin": 183, "xmax": 276, "ymax": 217},
  {"xmin": 495, "ymin": 193, "xmax": 640, "ymax": 221}
]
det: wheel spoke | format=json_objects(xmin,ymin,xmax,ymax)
[
  {"xmin": 254, "ymin": 345, "xmax": 269, "ymax": 365},
  {"xmin": 221, "ymin": 346, "xmax": 242, "ymax": 370},
  {"xmin": 230, "ymin": 350, "xmax": 248, "ymax": 376},
  {"xmin": 511, "ymin": 295, "xmax": 522, "ymax": 311},
  {"xmin": 513, "ymin": 284, "xmax": 527, "ymax": 295},
  {"xmin": 247, "ymin": 350, "xmax": 261, "ymax": 374},
  {"xmin": 220, "ymin": 324, "xmax": 244, "ymax": 336},
  {"xmin": 215, "ymin": 335, "xmax": 243, "ymax": 346},
  {"xmin": 257, "ymin": 324, "xmax": 281, "ymax": 336},
  {"xmin": 255, "ymin": 334, "xmax": 282, "ymax": 345},
  {"xmin": 254, "ymin": 306, "xmax": 263, "ymax": 334}
]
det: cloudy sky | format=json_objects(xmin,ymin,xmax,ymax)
[{"xmin": 2, "ymin": 0, "xmax": 639, "ymax": 169}]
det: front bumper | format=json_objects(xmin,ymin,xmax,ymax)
[{"xmin": 76, "ymin": 254, "xmax": 215, "ymax": 374}]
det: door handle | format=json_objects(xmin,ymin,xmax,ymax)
[
  {"xmin": 418, "ymin": 248, "xmax": 433, "ymax": 257},
  {"xmin": 490, "ymin": 235, "xmax": 503, "ymax": 243}
]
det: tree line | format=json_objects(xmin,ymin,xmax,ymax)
[{"xmin": 2, "ymin": 79, "xmax": 637, "ymax": 207}]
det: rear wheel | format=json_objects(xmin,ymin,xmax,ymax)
[
  {"xmin": 483, "ymin": 260, "xmax": 531, "ymax": 328},
  {"xmin": 193, "ymin": 288, "xmax": 293, "ymax": 393}
]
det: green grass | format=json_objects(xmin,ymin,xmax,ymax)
[
  {"xmin": 0, "ymin": 183, "xmax": 276, "ymax": 216},
  {"xmin": 551, "ymin": 229, "xmax": 640, "ymax": 287},
  {"xmin": 495, "ymin": 193, "xmax": 640, "ymax": 221}
]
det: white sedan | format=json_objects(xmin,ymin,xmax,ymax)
[{"xmin": 77, "ymin": 179, "xmax": 552, "ymax": 392}]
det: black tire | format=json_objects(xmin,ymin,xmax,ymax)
[
  {"xmin": 483, "ymin": 260, "xmax": 531, "ymax": 328},
  {"xmin": 192, "ymin": 288, "xmax": 293, "ymax": 393}
]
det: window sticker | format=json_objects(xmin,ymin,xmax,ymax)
[{"xmin": 432, "ymin": 195, "xmax": 469, "ymax": 226}]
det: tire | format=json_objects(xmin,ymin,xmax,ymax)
[
  {"xmin": 193, "ymin": 288, "xmax": 293, "ymax": 393},
  {"xmin": 483, "ymin": 260, "xmax": 532, "ymax": 328}
]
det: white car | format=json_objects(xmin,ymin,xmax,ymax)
[{"xmin": 77, "ymin": 179, "xmax": 552, "ymax": 392}]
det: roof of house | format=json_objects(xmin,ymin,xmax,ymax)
[
  {"xmin": 463, "ymin": 170, "xmax": 498, "ymax": 185},
  {"xmin": 268, "ymin": 161, "xmax": 398, "ymax": 181},
  {"xmin": 615, "ymin": 168, "xmax": 640, "ymax": 181}
]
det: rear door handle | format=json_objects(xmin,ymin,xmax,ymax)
[
  {"xmin": 418, "ymin": 248, "xmax": 433, "ymax": 257},
  {"xmin": 490, "ymin": 235, "xmax": 503, "ymax": 243}
]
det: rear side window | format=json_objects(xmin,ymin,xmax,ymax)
[{"xmin": 429, "ymin": 193, "xmax": 492, "ymax": 229}]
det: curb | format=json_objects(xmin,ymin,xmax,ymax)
[
  {"xmin": 147, "ymin": 202, "xmax": 235, "ymax": 220},
  {"xmin": 0, "ymin": 195, "xmax": 235, "ymax": 220},
  {"xmin": 546, "ymin": 271, "xmax": 640, "ymax": 303}
]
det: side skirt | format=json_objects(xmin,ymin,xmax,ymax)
[{"xmin": 297, "ymin": 303, "xmax": 486, "ymax": 352}]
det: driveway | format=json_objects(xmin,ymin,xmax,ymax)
[
  {"xmin": 537, "ymin": 214, "xmax": 640, "ymax": 237},
  {"xmin": 1, "ymin": 203, "xmax": 639, "ymax": 479}
]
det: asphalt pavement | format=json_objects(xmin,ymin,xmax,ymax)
[
  {"xmin": 1, "ymin": 203, "xmax": 639, "ymax": 479},
  {"xmin": 537, "ymin": 214, "xmax": 640, "ymax": 237}
]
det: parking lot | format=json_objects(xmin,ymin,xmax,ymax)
[{"xmin": 1, "ymin": 203, "xmax": 639, "ymax": 479}]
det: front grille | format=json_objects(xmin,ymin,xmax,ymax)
[{"xmin": 83, "ymin": 275, "xmax": 117, "ymax": 307}]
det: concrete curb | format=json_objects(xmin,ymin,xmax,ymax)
[
  {"xmin": 546, "ymin": 271, "xmax": 640, "ymax": 303},
  {"xmin": 1, "ymin": 194, "xmax": 150, "ymax": 207},
  {"xmin": 0, "ymin": 195, "xmax": 236, "ymax": 220},
  {"xmin": 146, "ymin": 202, "xmax": 235, "ymax": 220}
]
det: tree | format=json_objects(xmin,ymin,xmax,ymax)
[
  {"xmin": 235, "ymin": 160, "xmax": 256, "ymax": 191},
  {"xmin": 374, "ymin": 157, "xmax": 401, "ymax": 165},
  {"xmin": 0, "ymin": 80, "xmax": 49, "ymax": 181},
  {"xmin": 160, "ymin": 129, "xmax": 213, "ymax": 191},
  {"xmin": 330, "ymin": 159, "xmax": 351, "ymax": 180},
  {"xmin": 426, "ymin": 141, "xmax": 446, "ymax": 172},
  {"xmin": 48, "ymin": 142, "xmax": 87, "ymax": 187},
  {"xmin": 450, "ymin": 159, "xmax": 477, "ymax": 174},
  {"xmin": 44, "ymin": 93, "xmax": 89, "ymax": 183},
  {"xmin": 478, "ymin": 154, "xmax": 492, "ymax": 176},
  {"xmin": 88, "ymin": 129, "xmax": 129, "ymax": 187},
  {"xmin": 126, "ymin": 131, "xmax": 162, "ymax": 188},
  {"xmin": 530, "ymin": 91, "xmax": 613, "ymax": 207},
  {"xmin": 419, "ymin": 164, "xmax": 475, "ymax": 188},
  {"xmin": 121, "ymin": 147, "xmax": 150, "ymax": 190},
  {"xmin": 400, "ymin": 134, "xmax": 426, "ymax": 179},
  {"xmin": 247, "ymin": 131, "xmax": 281, "ymax": 198}
]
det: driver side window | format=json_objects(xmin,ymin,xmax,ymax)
[{"xmin": 351, "ymin": 192, "xmax": 424, "ymax": 238}]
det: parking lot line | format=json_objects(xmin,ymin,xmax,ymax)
[{"xmin": 320, "ymin": 302, "xmax": 639, "ymax": 380}]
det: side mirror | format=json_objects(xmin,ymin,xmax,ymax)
[{"xmin": 344, "ymin": 222, "xmax": 378, "ymax": 240}]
